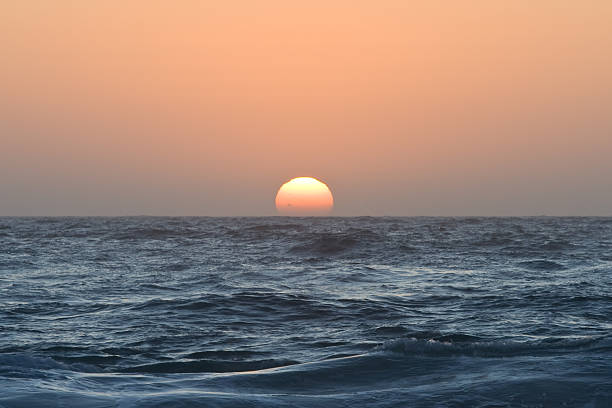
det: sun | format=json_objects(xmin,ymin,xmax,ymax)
[{"xmin": 275, "ymin": 177, "xmax": 334, "ymax": 215}]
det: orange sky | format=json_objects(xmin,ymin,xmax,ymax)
[{"xmin": 1, "ymin": 1, "xmax": 611, "ymax": 215}]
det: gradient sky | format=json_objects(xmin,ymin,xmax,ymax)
[{"xmin": 2, "ymin": 1, "xmax": 611, "ymax": 216}]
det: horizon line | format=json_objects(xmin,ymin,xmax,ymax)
[{"xmin": 1, "ymin": 214, "xmax": 611, "ymax": 218}]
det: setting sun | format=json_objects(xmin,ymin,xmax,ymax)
[{"xmin": 275, "ymin": 177, "xmax": 334, "ymax": 215}]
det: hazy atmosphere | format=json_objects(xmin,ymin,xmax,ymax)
[{"xmin": 2, "ymin": 1, "xmax": 611, "ymax": 216}]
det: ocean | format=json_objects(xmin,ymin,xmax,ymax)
[{"xmin": 0, "ymin": 217, "xmax": 610, "ymax": 407}]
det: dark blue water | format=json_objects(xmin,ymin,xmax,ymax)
[{"xmin": 1, "ymin": 217, "xmax": 611, "ymax": 407}]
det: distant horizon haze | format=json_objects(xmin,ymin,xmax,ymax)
[{"xmin": 1, "ymin": 1, "xmax": 611, "ymax": 216}]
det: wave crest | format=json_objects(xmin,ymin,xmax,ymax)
[{"xmin": 377, "ymin": 335, "xmax": 610, "ymax": 358}]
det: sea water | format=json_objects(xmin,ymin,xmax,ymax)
[{"xmin": 0, "ymin": 217, "xmax": 610, "ymax": 407}]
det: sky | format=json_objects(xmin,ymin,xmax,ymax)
[{"xmin": 1, "ymin": 1, "xmax": 611, "ymax": 216}]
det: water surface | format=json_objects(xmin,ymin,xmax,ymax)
[{"xmin": 1, "ymin": 217, "xmax": 610, "ymax": 407}]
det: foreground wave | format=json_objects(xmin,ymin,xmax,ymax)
[{"xmin": 1, "ymin": 335, "xmax": 610, "ymax": 407}]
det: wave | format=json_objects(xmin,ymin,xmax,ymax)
[
  {"xmin": 244, "ymin": 223, "xmax": 305, "ymax": 233},
  {"xmin": 0, "ymin": 334, "xmax": 610, "ymax": 408},
  {"xmin": 140, "ymin": 283, "xmax": 182, "ymax": 291},
  {"xmin": 121, "ymin": 358, "xmax": 299, "ymax": 374},
  {"xmin": 3, "ymin": 334, "xmax": 607, "ymax": 375},
  {"xmin": 377, "ymin": 334, "xmax": 611, "ymax": 358},
  {"xmin": 470, "ymin": 233, "xmax": 517, "ymax": 247},
  {"xmin": 110, "ymin": 227, "xmax": 187, "ymax": 240},
  {"xmin": 0, "ymin": 353, "xmax": 101, "ymax": 374},
  {"xmin": 290, "ymin": 235, "xmax": 359, "ymax": 255},
  {"xmin": 125, "ymin": 293, "xmax": 337, "ymax": 320},
  {"xmin": 518, "ymin": 260, "xmax": 566, "ymax": 270},
  {"xmin": 52, "ymin": 355, "xmax": 122, "ymax": 365},
  {"xmin": 182, "ymin": 350, "xmax": 269, "ymax": 360},
  {"xmin": 288, "ymin": 229, "xmax": 385, "ymax": 256}
]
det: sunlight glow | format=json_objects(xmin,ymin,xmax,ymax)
[{"xmin": 275, "ymin": 177, "xmax": 334, "ymax": 215}]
